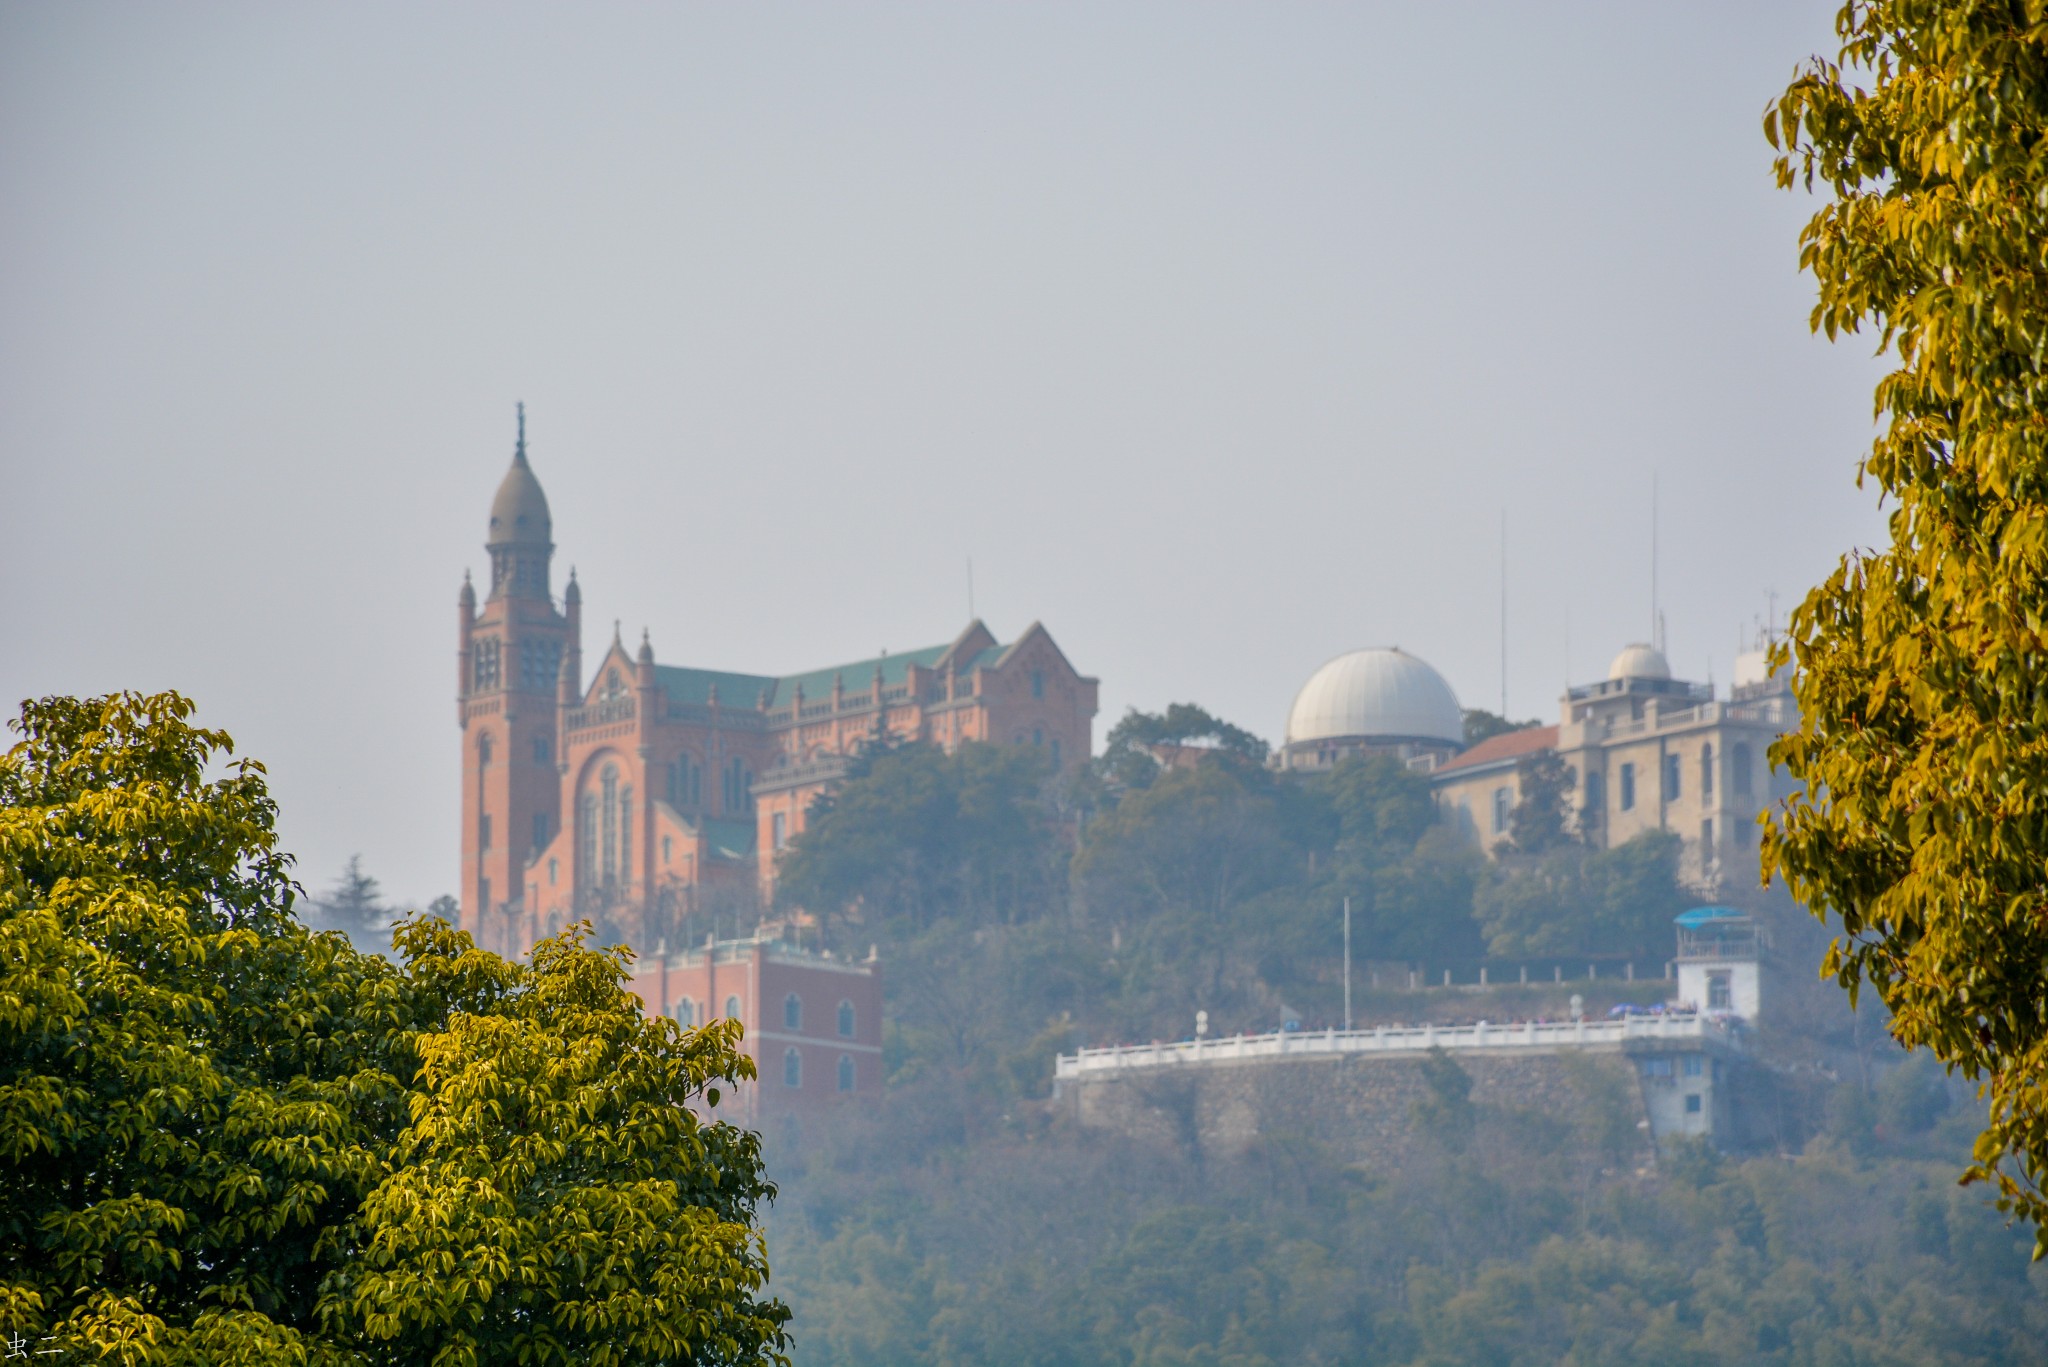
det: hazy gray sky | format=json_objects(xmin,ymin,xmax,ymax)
[{"xmin": 2, "ymin": 2, "xmax": 1882, "ymax": 906}]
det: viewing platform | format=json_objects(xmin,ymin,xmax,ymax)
[{"xmin": 1054, "ymin": 1012, "xmax": 1743, "ymax": 1082}]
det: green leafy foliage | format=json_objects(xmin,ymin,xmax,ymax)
[
  {"xmin": 1461, "ymin": 708, "xmax": 1540, "ymax": 748},
  {"xmin": 1097, "ymin": 704, "xmax": 1271, "ymax": 792},
  {"xmin": 1763, "ymin": 1, "xmax": 2048, "ymax": 1249},
  {"xmin": 0, "ymin": 692, "xmax": 787, "ymax": 1364},
  {"xmin": 775, "ymin": 742, "xmax": 1057, "ymax": 935},
  {"xmin": 1475, "ymin": 831, "xmax": 1689, "ymax": 961}
]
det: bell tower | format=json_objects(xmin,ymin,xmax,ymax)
[{"xmin": 458, "ymin": 404, "xmax": 576, "ymax": 951}]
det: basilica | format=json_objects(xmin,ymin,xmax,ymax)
[{"xmin": 456, "ymin": 413, "xmax": 1099, "ymax": 958}]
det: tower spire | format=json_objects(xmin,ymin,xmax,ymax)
[{"xmin": 515, "ymin": 401, "xmax": 527, "ymax": 465}]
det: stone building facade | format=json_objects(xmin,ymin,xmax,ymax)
[
  {"xmin": 455, "ymin": 414, "xmax": 1099, "ymax": 958},
  {"xmin": 1431, "ymin": 642, "xmax": 1797, "ymax": 888}
]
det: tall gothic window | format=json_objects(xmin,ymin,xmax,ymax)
[
  {"xmin": 601, "ymin": 764, "xmax": 619, "ymax": 885},
  {"xmin": 722, "ymin": 758, "xmax": 752, "ymax": 814},
  {"xmin": 619, "ymin": 785, "xmax": 632, "ymax": 887},
  {"xmin": 519, "ymin": 639, "xmax": 561, "ymax": 692},
  {"xmin": 667, "ymin": 754, "xmax": 703, "ymax": 809},
  {"xmin": 579, "ymin": 792, "xmax": 598, "ymax": 883}
]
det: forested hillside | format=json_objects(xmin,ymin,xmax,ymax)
[{"xmin": 755, "ymin": 710, "xmax": 2047, "ymax": 1365}]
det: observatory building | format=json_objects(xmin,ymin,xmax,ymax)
[{"xmin": 1278, "ymin": 647, "xmax": 1466, "ymax": 772}]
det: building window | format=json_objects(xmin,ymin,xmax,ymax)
[
  {"xmin": 1708, "ymin": 971, "xmax": 1732, "ymax": 1011},
  {"xmin": 519, "ymin": 639, "xmax": 561, "ymax": 693},
  {"xmin": 534, "ymin": 734, "xmax": 551, "ymax": 765},
  {"xmin": 1619, "ymin": 763, "xmax": 1636, "ymax": 811},
  {"xmin": 578, "ymin": 793, "xmax": 598, "ymax": 883},
  {"xmin": 479, "ymin": 813, "xmax": 492, "ymax": 850},
  {"xmin": 601, "ymin": 764, "xmax": 620, "ymax": 884},
  {"xmin": 838, "ymin": 1000, "xmax": 855, "ymax": 1037},
  {"xmin": 619, "ymin": 785, "xmax": 632, "ymax": 885},
  {"xmin": 773, "ymin": 812, "xmax": 788, "ymax": 850},
  {"xmin": 668, "ymin": 755, "xmax": 703, "ymax": 809},
  {"xmin": 1641, "ymin": 1058, "xmax": 1673, "ymax": 1077},
  {"xmin": 725, "ymin": 994, "xmax": 742, "ymax": 1019},
  {"xmin": 1031, "ymin": 670, "xmax": 1045, "ymax": 699},
  {"xmin": 1700, "ymin": 743, "xmax": 1714, "ymax": 798},
  {"xmin": 675, "ymin": 998, "xmax": 694, "ymax": 1027},
  {"xmin": 838, "ymin": 1055, "xmax": 855, "ymax": 1093},
  {"xmin": 783, "ymin": 1048, "xmax": 802, "ymax": 1088},
  {"xmin": 662, "ymin": 835, "xmax": 671, "ymax": 865},
  {"xmin": 1583, "ymin": 770, "xmax": 1603, "ymax": 816},
  {"xmin": 784, "ymin": 993, "xmax": 802, "ymax": 1030},
  {"xmin": 473, "ymin": 637, "xmax": 501, "ymax": 690},
  {"xmin": 723, "ymin": 758, "xmax": 752, "ymax": 814},
  {"xmin": 1051, "ymin": 738, "xmax": 1062, "ymax": 768},
  {"xmin": 548, "ymin": 857, "xmax": 558, "ymax": 886},
  {"xmin": 1700, "ymin": 818, "xmax": 1715, "ymax": 850},
  {"xmin": 1662, "ymin": 753, "xmax": 1681, "ymax": 801},
  {"xmin": 1685, "ymin": 1093, "xmax": 1703, "ymax": 1114},
  {"xmin": 532, "ymin": 811, "xmax": 549, "ymax": 849},
  {"xmin": 1683, "ymin": 1055, "xmax": 1703, "ymax": 1077},
  {"xmin": 478, "ymin": 733, "xmax": 493, "ymax": 765},
  {"xmin": 1491, "ymin": 786, "xmax": 1512, "ymax": 835},
  {"xmin": 478, "ymin": 876, "xmax": 491, "ymax": 912},
  {"xmin": 1732, "ymin": 743, "xmax": 1754, "ymax": 796}
]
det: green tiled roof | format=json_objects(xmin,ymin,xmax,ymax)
[
  {"xmin": 653, "ymin": 664, "xmax": 780, "ymax": 709},
  {"xmin": 655, "ymin": 640, "xmax": 1003, "ymax": 712},
  {"xmin": 775, "ymin": 643, "xmax": 954, "ymax": 703}
]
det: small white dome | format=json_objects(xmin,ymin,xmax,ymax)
[
  {"xmin": 1608, "ymin": 643, "xmax": 1671, "ymax": 681},
  {"xmin": 1286, "ymin": 648, "xmax": 1464, "ymax": 747}
]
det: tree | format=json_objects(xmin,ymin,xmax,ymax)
[
  {"xmin": 1507, "ymin": 750, "xmax": 1575, "ymax": 854},
  {"xmin": 1461, "ymin": 709, "xmax": 1539, "ymax": 748},
  {"xmin": 1764, "ymin": 3, "xmax": 2048, "ymax": 1249},
  {"xmin": 1475, "ymin": 831, "xmax": 1686, "ymax": 962},
  {"xmin": 775, "ymin": 741, "xmax": 1057, "ymax": 934},
  {"xmin": 0, "ymin": 692, "xmax": 787, "ymax": 1363},
  {"xmin": 308, "ymin": 853, "xmax": 390, "ymax": 948},
  {"xmin": 1097, "ymin": 703, "xmax": 1269, "ymax": 792}
]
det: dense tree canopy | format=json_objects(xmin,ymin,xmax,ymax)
[
  {"xmin": 1764, "ymin": 0, "xmax": 2048, "ymax": 1247},
  {"xmin": 0, "ymin": 692, "xmax": 787, "ymax": 1364}
]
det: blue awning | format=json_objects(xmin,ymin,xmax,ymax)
[{"xmin": 1674, "ymin": 906, "xmax": 1744, "ymax": 929}]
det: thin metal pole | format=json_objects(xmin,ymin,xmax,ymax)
[{"xmin": 1343, "ymin": 896, "xmax": 1353, "ymax": 1031}]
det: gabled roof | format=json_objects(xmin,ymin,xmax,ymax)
[{"xmin": 1433, "ymin": 724, "xmax": 1559, "ymax": 776}]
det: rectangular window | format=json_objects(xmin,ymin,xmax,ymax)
[
  {"xmin": 533, "ymin": 734, "xmax": 551, "ymax": 765},
  {"xmin": 479, "ymin": 814, "xmax": 492, "ymax": 850},
  {"xmin": 532, "ymin": 811, "xmax": 549, "ymax": 848},
  {"xmin": 1733, "ymin": 743, "xmax": 1754, "ymax": 796},
  {"xmin": 1700, "ymin": 818, "xmax": 1714, "ymax": 849},
  {"xmin": 1031, "ymin": 670, "xmax": 1045, "ymax": 698},
  {"xmin": 1619, "ymin": 763, "xmax": 1636, "ymax": 811},
  {"xmin": 1685, "ymin": 1093, "xmax": 1703, "ymax": 1114},
  {"xmin": 1708, "ymin": 971, "xmax": 1732, "ymax": 1010},
  {"xmin": 1662, "ymin": 753, "xmax": 1681, "ymax": 801},
  {"xmin": 1642, "ymin": 1058, "xmax": 1673, "ymax": 1078},
  {"xmin": 1491, "ymin": 786, "xmax": 1512, "ymax": 834},
  {"xmin": 1700, "ymin": 743, "xmax": 1714, "ymax": 798},
  {"xmin": 478, "ymin": 877, "xmax": 491, "ymax": 911},
  {"xmin": 548, "ymin": 857, "xmax": 558, "ymax": 886},
  {"xmin": 772, "ymin": 811, "xmax": 788, "ymax": 850},
  {"xmin": 662, "ymin": 835, "xmax": 672, "ymax": 865},
  {"xmin": 1683, "ymin": 1055, "xmax": 1703, "ymax": 1077}
]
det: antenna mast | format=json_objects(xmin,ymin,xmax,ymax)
[
  {"xmin": 1499, "ymin": 509, "xmax": 1508, "ymax": 717},
  {"xmin": 1651, "ymin": 474, "xmax": 1661, "ymax": 652}
]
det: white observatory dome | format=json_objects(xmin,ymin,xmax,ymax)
[
  {"xmin": 1285, "ymin": 648, "xmax": 1465, "ymax": 747},
  {"xmin": 1607, "ymin": 642, "xmax": 1671, "ymax": 681}
]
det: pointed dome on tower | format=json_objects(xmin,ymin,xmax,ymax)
[{"xmin": 488, "ymin": 402, "xmax": 552, "ymax": 547}]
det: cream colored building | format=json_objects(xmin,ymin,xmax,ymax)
[{"xmin": 1432, "ymin": 644, "xmax": 1796, "ymax": 890}]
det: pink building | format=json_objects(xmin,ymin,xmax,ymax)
[{"xmin": 626, "ymin": 931, "xmax": 884, "ymax": 1125}]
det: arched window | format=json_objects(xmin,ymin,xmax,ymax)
[
  {"xmin": 618, "ymin": 784, "xmax": 632, "ymax": 885},
  {"xmin": 783, "ymin": 1048, "xmax": 802, "ymax": 1088},
  {"xmin": 723, "ymin": 758, "xmax": 753, "ymax": 814},
  {"xmin": 478, "ymin": 733, "xmax": 494, "ymax": 765},
  {"xmin": 784, "ymin": 993, "xmax": 802, "ymax": 1030},
  {"xmin": 578, "ymin": 792, "xmax": 598, "ymax": 883},
  {"xmin": 1700, "ymin": 743, "xmax": 1715, "ymax": 798},
  {"xmin": 837, "ymin": 1055, "xmax": 855, "ymax": 1093},
  {"xmin": 667, "ymin": 754, "xmax": 704, "ymax": 809},
  {"xmin": 600, "ymin": 764, "xmax": 620, "ymax": 884},
  {"xmin": 837, "ymin": 1000, "xmax": 855, "ymax": 1038},
  {"xmin": 725, "ymin": 994, "xmax": 742, "ymax": 1019},
  {"xmin": 674, "ymin": 998, "xmax": 694, "ymax": 1027}
]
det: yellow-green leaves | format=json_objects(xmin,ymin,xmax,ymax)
[
  {"xmin": 1764, "ymin": 3, "xmax": 2048, "ymax": 1256},
  {"xmin": 1, "ymin": 694, "xmax": 786, "ymax": 1364}
]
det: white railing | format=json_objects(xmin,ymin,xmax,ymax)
[{"xmin": 1054, "ymin": 1013, "xmax": 1738, "ymax": 1080}]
